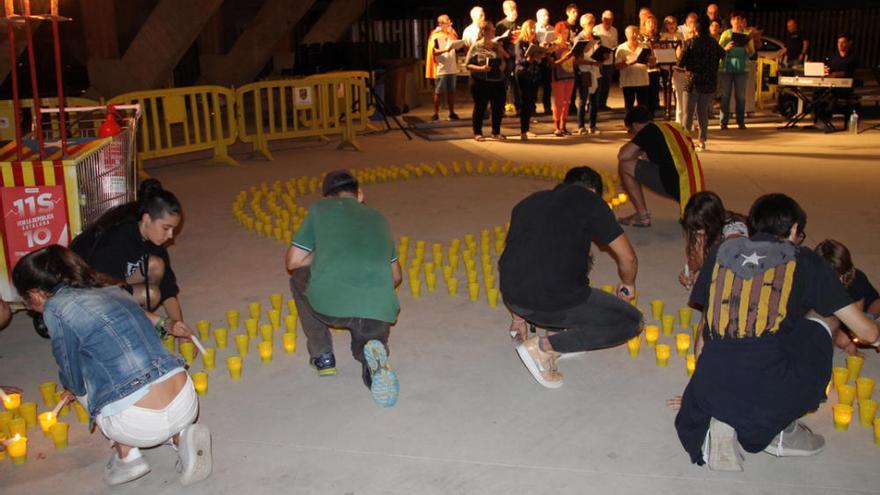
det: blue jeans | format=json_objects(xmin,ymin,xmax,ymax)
[{"xmin": 719, "ymin": 71, "xmax": 748, "ymax": 126}]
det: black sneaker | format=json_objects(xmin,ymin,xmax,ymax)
[
  {"xmin": 310, "ymin": 351, "xmax": 337, "ymax": 376},
  {"xmin": 720, "ymin": 123, "xmax": 729, "ymax": 130},
  {"xmin": 431, "ymin": 114, "xmax": 439, "ymax": 121},
  {"xmin": 448, "ymin": 113, "xmax": 460, "ymax": 121},
  {"xmin": 737, "ymin": 123, "xmax": 747, "ymax": 130}
]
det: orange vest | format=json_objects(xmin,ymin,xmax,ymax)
[{"xmin": 654, "ymin": 121, "xmax": 705, "ymax": 215}]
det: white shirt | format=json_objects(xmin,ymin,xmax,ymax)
[
  {"xmin": 615, "ymin": 43, "xmax": 649, "ymax": 87},
  {"xmin": 577, "ymin": 34, "xmax": 603, "ymax": 94},
  {"xmin": 592, "ymin": 24, "xmax": 619, "ymax": 65},
  {"xmin": 433, "ymin": 34, "xmax": 458, "ymax": 76},
  {"xmin": 463, "ymin": 24, "xmax": 481, "ymax": 48}
]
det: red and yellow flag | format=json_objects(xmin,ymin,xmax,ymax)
[{"xmin": 655, "ymin": 121, "xmax": 705, "ymax": 215}]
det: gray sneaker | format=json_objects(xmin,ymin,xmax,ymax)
[
  {"xmin": 706, "ymin": 418, "xmax": 744, "ymax": 471},
  {"xmin": 763, "ymin": 421, "xmax": 825, "ymax": 457},
  {"xmin": 178, "ymin": 424, "xmax": 213, "ymax": 485},
  {"xmin": 104, "ymin": 449, "xmax": 150, "ymax": 486}
]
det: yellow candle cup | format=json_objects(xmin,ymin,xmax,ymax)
[
  {"xmin": 626, "ymin": 336, "xmax": 641, "ymax": 357},
  {"xmin": 72, "ymin": 401, "xmax": 89, "ymax": 424},
  {"xmin": 163, "ymin": 335, "xmax": 176, "ymax": 353},
  {"xmin": 655, "ymin": 344, "xmax": 671, "ymax": 367},
  {"xmin": 282, "ymin": 332, "xmax": 297, "ymax": 353},
  {"xmin": 38, "ymin": 412, "xmax": 57, "ymax": 435},
  {"xmin": 192, "ymin": 372, "xmax": 208, "ymax": 396},
  {"xmin": 39, "ymin": 382, "xmax": 57, "ymax": 407},
  {"xmin": 52, "ymin": 392, "xmax": 70, "ymax": 416},
  {"xmin": 226, "ymin": 310, "xmax": 240, "ymax": 330},
  {"xmin": 287, "ymin": 299, "xmax": 297, "ymax": 315},
  {"xmin": 832, "ymin": 367, "xmax": 849, "ymax": 390},
  {"xmin": 49, "ymin": 422, "xmax": 69, "ymax": 449},
  {"xmin": 270, "ymin": 293, "xmax": 283, "ymax": 311},
  {"xmin": 410, "ymin": 279, "xmax": 422, "ymax": 298},
  {"xmin": 675, "ymin": 333, "xmax": 691, "ymax": 355},
  {"xmin": 650, "ymin": 299, "xmax": 664, "ymax": 320},
  {"xmin": 857, "ymin": 377, "xmax": 875, "ymax": 401},
  {"xmin": 838, "ymin": 384, "xmax": 856, "ymax": 406},
  {"xmin": 425, "ymin": 273, "xmax": 437, "ymax": 291},
  {"xmin": 8, "ymin": 417, "xmax": 26, "ymax": 437},
  {"xmin": 268, "ymin": 309, "xmax": 281, "ymax": 330},
  {"xmin": 18, "ymin": 402, "xmax": 37, "ymax": 428},
  {"xmin": 258, "ymin": 341, "xmax": 273, "ymax": 363},
  {"xmin": 196, "ymin": 320, "xmax": 211, "ymax": 340},
  {"xmin": 235, "ymin": 334, "xmax": 249, "ymax": 356},
  {"xmin": 645, "ymin": 325, "xmax": 660, "ymax": 347},
  {"xmin": 859, "ymin": 399, "xmax": 878, "ymax": 427},
  {"xmin": 248, "ymin": 302, "xmax": 261, "ymax": 320},
  {"xmin": 661, "ymin": 315, "xmax": 675, "ymax": 336},
  {"xmin": 487, "ymin": 288, "xmax": 499, "ymax": 308},
  {"xmin": 3, "ymin": 393, "xmax": 21, "ymax": 412},
  {"xmin": 227, "ymin": 357, "xmax": 243, "ymax": 379},
  {"xmin": 180, "ymin": 341, "xmax": 196, "ymax": 365},
  {"xmin": 468, "ymin": 282, "xmax": 480, "ymax": 301},
  {"xmin": 601, "ymin": 285, "xmax": 614, "ymax": 294},
  {"xmin": 245, "ymin": 319, "xmax": 258, "ymax": 338},
  {"xmin": 447, "ymin": 278, "xmax": 458, "ymax": 295},
  {"xmin": 833, "ymin": 403, "xmax": 853, "ymax": 431},
  {"xmin": 686, "ymin": 354, "xmax": 696, "ymax": 376},
  {"xmin": 874, "ymin": 418, "xmax": 880, "ymax": 445},
  {"xmin": 0, "ymin": 411, "xmax": 14, "ymax": 436},
  {"xmin": 202, "ymin": 348, "xmax": 216, "ymax": 370},
  {"xmin": 679, "ymin": 307, "xmax": 693, "ymax": 328},
  {"xmin": 846, "ymin": 355, "xmax": 864, "ymax": 381},
  {"xmin": 285, "ymin": 314, "xmax": 297, "ymax": 333},
  {"xmin": 261, "ymin": 324, "xmax": 274, "ymax": 343},
  {"xmin": 214, "ymin": 328, "xmax": 228, "ymax": 349},
  {"xmin": 7, "ymin": 434, "xmax": 27, "ymax": 465}
]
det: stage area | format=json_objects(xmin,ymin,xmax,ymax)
[{"xmin": 1, "ymin": 116, "xmax": 879, "ymax": 494}]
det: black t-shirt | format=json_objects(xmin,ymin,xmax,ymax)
[
  {"xmin": 828, "ymin": 51, "xmax": 858, "ymax": 78},
  {"xmin": 499, "ymin": 184, "xmax": 623, "ymax": 312},
  {"xmin": 632, "ymin": 123, "xmax": 679, "ymax": 200},
  {"xmin": 495, "ymin": 18, "xmax": 518, "ymax": 60},
  {"xmin": 848, "ymin": 269, "xmax": 879, "ymax": 310},
  {"xmin": 783, "ymin": 31, "xmax": 804, "ymax": 59},
  {"xmin": 690, "ymin": 234, "xmax": 853, "ymax": 337}
]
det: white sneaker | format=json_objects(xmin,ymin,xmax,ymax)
[
  {"xmin": 706, "ymin": 418, "xmax": 744, "ymax": 471},
  {"xmin": 556, "ymin": 351, "xmax": 587, "ymax": 361},
  {"xmin": 177, "ymin": 424, "xmax": 213, "ymax": 485},
  {"xmin": 763, "ymin": 421, "xmax": 825, "ymax": 457},
  {"xmin": 104, "ymin": 449, "xmax": 150, "ymax": 486}
]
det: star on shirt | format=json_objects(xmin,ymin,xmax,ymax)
[{"xmin": 740, "ymin": 252, "xmax": 766, "ymax": 267}]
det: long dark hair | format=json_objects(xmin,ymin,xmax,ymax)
[
  {"xmin": 681, "ymin": 191, "xmax": 727, "ymax": 263},
  {"xmin": 12, "ymin": 245, "xmax": 116, "ymax": 298},
  {"xmin": 815, "ymin": 239, "xmax": 856, "ymax": 286}
]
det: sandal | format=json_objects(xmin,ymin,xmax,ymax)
[
  {"xmin": 474, "ymin": 135, "xmax": 486, "ymax": 142},
  {"xmin": 553, "ymin": 129, "xmax": 564, "ymax": 137},
  {"xmin": 617, "ymin": 212, "xmax": 652, "ymax": 227}
]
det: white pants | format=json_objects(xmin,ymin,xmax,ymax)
[{"xmin": 97, "ymin": 374, "xmax": 199, "ymax": 448}]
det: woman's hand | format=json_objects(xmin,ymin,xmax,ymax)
[
  {"xmin": 724, "ymin": 41, "xmax": 735, "ymax": 51},
  {"xmin": 509, "ymin": 317, "xmax": 529, "ymax": 342},
  {"xmin": 617, "ymin": 283, "xmax": 636, "ymax": 302},
  {"xmin": 1, "ymin": 385, "xmax": 22, "ymax": 395},
  {"xmin": 58, "ymin": 389, "xmax": 75, "ymax": 406},
  {"xmin": 167, "ymin": 320, "xmax": 194, "ymax": 339}
]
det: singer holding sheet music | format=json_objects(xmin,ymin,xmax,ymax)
[
  {"xmin": 575, "ymin": 14, "xmax": 603, "ymax": 134},
  {"xmin": 616, "ymin": 26, "xmax": 651, "ymax": 114},
  {"xmin": 550, "ymin": 22, "xmax": 576, "ymax": 136},
  {"xmin": 717, "ymin": 12, "xmax": 754, "ymax": 130},
  {"xmin": 515, "ymin": 20, "xmax": 543, "ymax": 140},
  {"xmin": 466, "ymin": 23, "xmax": 508, "ymax": 141}
]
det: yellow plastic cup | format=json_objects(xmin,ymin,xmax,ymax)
[
  {"xmin": 285, "ymin": 314, "xmax": 297, "ymax": 333},
  {"xmin": 832, "ymin": 367, "xmax": 849, "ymax": 390},
  {"xmin": 214, "ymin": 328, "xmax": 228, "ymax": 349},
  {"xmin": 18, "ymin": 402, "xmax": 37, "ymax": 428},
  {"xmin": 846, "ymin": 355, "xmax": 864, "ymax": 381},
  {"xmin": 8, "ymin": 417, "xmax": 26, "ymax": 437},
  {"xmin": 163, "ymin": 335, "xmax": 176, "ymax": 353},
  {"xmin": 268, "ymin": 309, "xmax": 281, "ymax": 330},
  {"xmin": 838, "ymin": 384, "xmax": 856, "ymax": 406},
  {"xmin": 226, "ymin": 310, "xmax": 240, "ymax": 330},
  {"xmin": 468, "ymin": 282, "xmax": 480, "ymax": 301},
  {"xmin": 227, "ymin": 357, "xmax": 243, "ymax": 379},
  {"xmin": 661, "ymin": 315, "xmax": 675, "ymax": 336},
  {"xmin": 679, "ymin": 307, "xmax": 693, "ymax": 328},
  {"xmin": 626, "ymin": 336, "xmax": 641, "ymax": 357},
  {"xmin": 261, "ymin": 324, "xmax": 274, "ymax": 343},
  {"xmin": 675, "ymin": 333, "xmax": 691, "ymax": 355},
  {"xmin": 410, "ymin": 279, "xmax": 422, "ymax": 298},
  {"xmin": 601, "ymin": 285, "xmax": 614, "ymax": 294},
  {"xmin": 72, "ymin": 401, "xmax": 89, "ymax": 424},
  {"xmin": 39, "ymin": 381, "xmax": 57, "ymax": 407},
  {"xmin": 487, "ymin": 288, "xmax": 499, "ymax": 308},
  {"xmin": 282, "ymin": 332, "xmax": 297, "ymax": 353},
  {"xmin": 53, "ymin": 392, "xmax": 70, "ymax": 416},
  {"xmin": 270, "ymin": 293, "xmax": 283, "ymax": 311},
  {"xmin": 202, "ymin": 348, "xmax": 216, "ymax": 371},
  {"xmin": 196, "ymin": 320, "xmax": 211, "ymax": 340},
  {"xmin": 0, "ymin": 410, "xmax": 14, "ymax": 436},
  {"xmin": 192, "ymin": 372, "xmax": 208, "ymax": 396},
  {"xmin": 859, "ymin": 399, "xmax": 878, "ymax": 427},
  {"xmin": 650, "ymin": 299, "xmax": 664, "ymax": 321},
  {"xmin": 3, "ymin": 392, "xmax": 21, "ymax": 412},
  {"xmin": 447, "ymin": 278, "xmax": 458, "ymax": 295},
  {"xmin": 287, "ymin": 299, "xmax": 297, "ymax": 315},
  {"xmin": 833, "ymin": 403, "xmax": 853, "ymax": 431},
  {"xmin": 645, "ymin": 325, "xmax": 660, "ymax": 347},
  {"xmin": 426, "ymin": 273, "xmax": 437, "ymax": 291},
  {"xmin": 235, "ymin": 334, "xmax": 249, "ymax": 356},
  {"xmin": 7, "ymin": 434, "xmax": 26, "ymax": 464},
  {"xmin": 857, "ymin": 377, "xmax": 875, "ymax": 401},
  {"xmin": 248, "ymin": 302, "xmax": 262, "ymax": 321},
  {"xmin": 245, "ymin": 319, "xmax": 258, "ymax": 338},
  {"xmin": 49, "ymin": 421, "xmax": 69, "ymax": 449},
  {"xmin": 686, "ymin": 354, "xmax": 696, "ymax": 376},
  {"xmin": 38, "ymin": 411, "xmax": 57, "ymax": 435},
  {"xmin": 258, "ymin": 341, "xmax": 273, "ymax": 363},
  {"xmin": 655, "ymin": 344, "xmax": 671, "ymax": 367},
  {"xmin": 874, "ymin": 418, "xmax": 880, "ymax": 445},
  {"xmin": 180, "ymin": 341, "xmax": 196, "ymax": 364}
]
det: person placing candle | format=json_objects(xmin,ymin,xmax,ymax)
[{"xmin": 12, "ymin": 245, "xmax": 212, "ymax": 486}]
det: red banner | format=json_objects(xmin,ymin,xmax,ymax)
[{"xmin": 1, "ymin": 185, "xmax": 70, "ymax": 272}]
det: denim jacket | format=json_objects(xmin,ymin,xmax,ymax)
[{"xmin": 43, "ymin": 285, "xmax": 184, "ymax": 419}]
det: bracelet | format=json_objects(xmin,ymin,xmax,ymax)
[{"xmin": 155, "ymin": 317, "xmax": 169, "ymax": 339}]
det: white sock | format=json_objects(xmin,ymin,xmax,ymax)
[{"xmin": 121, "ymin": 447, "xmax": 142, "ymax": 462}]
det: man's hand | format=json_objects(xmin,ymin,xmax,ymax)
[
  {"xmin": 617, "ymin": 283, "xmax": 636, "ymax": 302},
  {"xmin": 509, "ymin": 316, "xmax": 528, "ymax": 342}
]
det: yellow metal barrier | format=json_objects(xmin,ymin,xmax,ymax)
[
  {"xmin": 237, "ymin": 74, "xmax": 363, "ymax": 160},
  {"xmin": 756, "ymin": 57, "xmax": 779, "ymax": 111},
  {"xmin": 0, "ymin": 97, "xmax": 100, "ymax": 141},
  {"xmin": 109, "ymin": 86, "xmax": 238, "ymax": 167}
]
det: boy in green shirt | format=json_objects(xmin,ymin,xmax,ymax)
[
  {"xmin": 718, "ymin": 11, "xmax": 755, "ymax": 130},
  {"xmin": 285, "ymin": 170, "xmax": 403, "ymax": 407}
]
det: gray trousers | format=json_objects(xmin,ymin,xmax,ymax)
[
  {"xmin": 289, "ymin": 267, "xmax": 390, "ymax": 362},
  {"xmin": 683, "ymin": 91, "xmax": 714, "ymax": 143}
]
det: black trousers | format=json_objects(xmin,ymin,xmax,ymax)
[
  {"xmin": 623, "ymin": 86, "xmax": 650, "ymax": 114},
  {"xmin": 648, "ymin": 71, "xmax": 661, "ymax": 114},
  {"xmin": 470, "ymin": 78, "xmax": 505, "ymax": 136},
  {"xmin": 517, "ymin": 75, "xmax": 539, "ymax": 133},
  {"xmin": 539, "ymin": 63, "xmax": 552, "ymax": 114},
  {"xmin": 289, "ymin": 267, "xmax": 390, "ymax": 362},
  {"xmin": 597, "ymin": 65, "xmax": 614, "ymax": 109}
]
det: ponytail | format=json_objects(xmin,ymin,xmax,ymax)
[{"xmin": 137, "ymin": 179, "xmax": 182, "ymax": 220}]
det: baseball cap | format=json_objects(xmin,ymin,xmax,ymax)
[{"xmin": 322, "ymin": 170, "xmax": 359, "ymax": 197}]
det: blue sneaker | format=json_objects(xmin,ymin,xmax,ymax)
[
  {"xmin": 363, "ymin": 340, "xmax": 398, "ymax": 407},
  {"xmin": 310, "ymin": 351, "xmax": 337, "ymax": 376}
]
